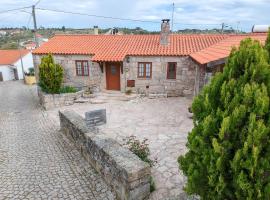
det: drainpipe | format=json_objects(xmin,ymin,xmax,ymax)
[
  {"xmin": 124, "ymin": 62, "xmax": 127, "ymax": 92},
  {"xmin": 193, "ymin": 65, "xmax": 199, "ymax": 97}
]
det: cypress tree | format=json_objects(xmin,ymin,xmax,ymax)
[
  {"xmin": 39, "ymin": 54, "xmax": 64, "ymax": 94},
  {"xmin": 178, "ymin": 38, "xmax": 270, "ymax": 199}
]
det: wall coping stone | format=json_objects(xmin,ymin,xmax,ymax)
[{"xmin": 59, "ymin": 110, "xmax": 151, "ymax": 200}]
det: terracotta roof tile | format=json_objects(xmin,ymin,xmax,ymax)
[
  {"xmin": 33, "ymin": 34, "xmax": 228, "ymax": 62},
  {"xmin": 0, "ymin": 49, "xmax": 30, "ymax": 65},
  {"xmin": 190, "ymin": 33, "xmax": 268, "ymax": 65}
]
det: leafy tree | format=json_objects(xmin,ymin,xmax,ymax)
[
  {"xmin": 178, "ymin": 38, "xmax": 270, "ymax": 199},
  {"xmin": 39, "ymin": 54, "xmax": 64, "ymax": 94}
]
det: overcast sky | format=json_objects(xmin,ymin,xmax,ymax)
[{"xmin": 0, "ymin": 0, "xmax": 269, "ymax": 32}]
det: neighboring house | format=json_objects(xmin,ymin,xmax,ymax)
[
  {"xmin": 32, "ymin": 20, "xmax": 268, "ymax": 97},
  {"xmin": 0, "ymin": 49, "xmax": 34, "ymax": 82},
  {"xmin": 25, "ymin": 42, "xmax": 37, "ymax": 50}
]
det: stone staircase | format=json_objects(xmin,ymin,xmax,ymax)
[
  {"xmin": 148, "ymin": 85, "xmax": 167, "ymax": 99},
  {"xmin": 75, "ymin": 90, "xmax": 137, "ymax": 104}
]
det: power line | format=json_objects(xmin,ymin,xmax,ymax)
[
  {"xmin": 35, "ymin": 0, "xmax": 42, "ymax": 6},
  {"xmin": 26, "ymin": 13, "xmax": 32, "ymax": 29},
  {"xmin": 36, "ymin": 7, "xmax": 161, "ymax": 24},
  {"xmin": 0, "ymin": 6, "xmax": 32, "ymax": 15}
]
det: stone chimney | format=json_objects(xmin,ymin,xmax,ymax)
[
  {"xmin": 93, "ymin": 26, "xmax": 99, "ymax": 35},
  {"xmin": 160, "ymin": 19, "xmax": 170, "ymax": 45}
]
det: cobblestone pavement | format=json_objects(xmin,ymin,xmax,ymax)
[
  {"xmin": 49, "ymin": 95, "xmax": 193, "ymax": 199},
  {"xmin": 0, "ymin": 81, "xmax": 116, "ymax": 200}
]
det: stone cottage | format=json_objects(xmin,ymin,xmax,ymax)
[{"xmin": 32, "ymin": 20, "xmax": 267, "ymax": 97}]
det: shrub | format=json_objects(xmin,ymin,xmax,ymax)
[
  {"xmin": 38, "ymin": 54, "xmax": 64, "ymax": 94},
  {"xmin": 178, "ymin": 38, "xmax": 270, "ymax": 199},
  {"xmin": 24, "ymin": 67, "xmax": 35, "ymax": 76},
  {"xmin": 125, "ymin": 89, "xmax": 132, "ymax": 95},
  {"xmin": 123, "ymin": 135, "xmax": 157, "ymax": 192},
  {"xmin": 123, "ymin": 135, "xmax": 156, "ymax": 167},
  {"xmin": 59, "ymin": 86, "xmax": 78, "ymax": 94}
]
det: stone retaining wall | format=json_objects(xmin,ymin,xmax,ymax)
[
  {"xmin": 59, "ymin": 110, "xmax": 151, "ymax": 200},
  {"xmin": 38, "ymin": 87, "xmax": 83, "ymax": 110}
]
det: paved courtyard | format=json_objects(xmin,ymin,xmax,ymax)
[
  {"xmin": 0, "ymin": 81, "xmax": 116, "ymax": 200},
  {"xmin": 48, "ymin": 93, "xmax": 193, "ymax": 199}
]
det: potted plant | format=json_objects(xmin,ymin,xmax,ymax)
[{"xmin": 24, "ymin": 67, "xmax": 36, "ymax": 85}]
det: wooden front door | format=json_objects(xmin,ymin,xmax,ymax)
[
  {"xmin": 0, "ymin": 72, "xmax": 3, "ymax": 82},
  {"xmin": 106, "ymin": 63, "xmax": 120, "ymax": 90}
]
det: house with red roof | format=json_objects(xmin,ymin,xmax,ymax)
[
  {"xmin": 32, "ymin": 20, "xmax": 268, "ymax": 97},
  {"xmin": 0, "ymin": 49, "xmax": 34, "ymax": 82}
]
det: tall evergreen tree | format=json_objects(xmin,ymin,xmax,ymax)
[
  {"xmin": 39, "ymin": 54, "xmax": 64, "ymax": 94},
  {"xmin": 178, "ymin": 38, "xmax": 270, "ymax": 199}
]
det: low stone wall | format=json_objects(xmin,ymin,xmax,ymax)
[
  {"xmin": 38, "ymin": 87, "xmax": 83, "ymax": 110},
  {"xmin": 59, "ymin": 111, "xmax": 151, "ymax": 200}
]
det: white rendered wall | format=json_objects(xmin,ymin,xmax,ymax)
[
  {"xmin": 13, "ymin": 52, "xmax": 34, "ymax": 80},
  {"xmin": 0, "ymin": 65, "xmax": 15, "ymax": 81}
]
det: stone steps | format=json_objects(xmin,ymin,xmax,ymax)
[{"xmin": 75, "ymin": 90, "xmax": 137, "ymax": 104}]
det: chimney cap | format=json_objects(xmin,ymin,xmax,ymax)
[{"xmin": 162, "ymin": 19, "xmax": 170, "ymax": 23}]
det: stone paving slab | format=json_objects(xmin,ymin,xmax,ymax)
[
  {"xmin": 48, "ymin": 95, "xmax": 193, "ymax": 199},
  {"xmin": 0, "ymin": 81, "xmax": 116, "ymax": 200}
]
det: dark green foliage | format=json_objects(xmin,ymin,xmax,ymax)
[
  {"xmin": 38, "ymin": 54, "xmax": 64, "ymax": 94},
  {"xmin": 59, "ymin": 86, "xmax": 78, "ymax": 94},
  {"xmin": 178, "ymin": 38, "xmax": 270, "ymax": 199},
  {"xmin": 24, "ymin": 67, "xmax": 35, "ymax": 76}
]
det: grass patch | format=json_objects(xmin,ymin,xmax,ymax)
[{"xmin": 59, "ymin": 86, "xmax": 78, "ymax": 94}]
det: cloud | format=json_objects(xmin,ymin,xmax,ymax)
[{"xmin": 0, "ymin": 0, "xmax": 269, "ymax": 31}]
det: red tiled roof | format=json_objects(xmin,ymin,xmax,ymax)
[
  {"xmin": 0, "ymin": 49, "xmax": 30, "ymax": 65},
  {"xmin": 32, "ymin": 34, "xmax": 229, "ymax": 62},
  {"xmin": 190, "ymin": 33, "xmax": 267, "ymax": 65}
]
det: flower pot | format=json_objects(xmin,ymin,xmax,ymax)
[{"xmin": 25, "ymin": 76, "xmax": 36, "ymax": 85}]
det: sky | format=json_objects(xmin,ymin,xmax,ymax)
[{"xmin": 0, "ymin": 0, "xmax": 269, "ymax": 32}]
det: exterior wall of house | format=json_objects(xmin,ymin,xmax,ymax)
[
  {"xmin": 33, "ymin": 54, "xmax": 104, "ymax": 91},
  {"xmin": 0, "ymin": 65, "xmax": 15, "ymax": 81},
  {"xmin": 14, "ymin": 52, "xmax": 34, "ymax": 80},
  {"xmin": 122, "ymin": 56, "xmax": 201, "ymax": 97},
  {"xmin": 33, "ymin": 54, "xmax": 205, "ymax": 97}
]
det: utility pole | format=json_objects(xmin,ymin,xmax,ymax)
[
  {"xmin": 18, "ymin": 29, "xmax": 25, "ymax": 80},
  {"xmin": 221, "ymin": 23, "xmax": 224, "ymax": 34},
  {"xmin": 32, "ymin": 5, "xmax": 39, "ymax": 48},
  {"xmin": 171, "ymin": 3, "xmax": 175, "ymax": 33},
  {"xmin": 236, "ymin": 21, "xmax": 240, "ymax": 34}
]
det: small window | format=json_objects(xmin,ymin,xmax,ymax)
[
  {"xmin": 167, "ymin": 62, "xmax": 176, "ymax": 79},
  {"xmin": 138, "ymin": 62, "xmax": 152, "ymax": 78},
  {"xmin": 111, "ymin": 66, "xmax": 117, "ymax": 75},
  {"xmin": 76, "ymin": 61, "xmax": 89, "ymax": 76}
]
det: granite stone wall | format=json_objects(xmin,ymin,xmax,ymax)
[
  {"xmin": 33, "ymin": 54, "xmax": 105, "ymax": 90},
  {"xmin": 33, "ymin": 54, "xmax": 203, "ymax": 98},
  {"xmin": 59, "ymin": 110, "xmax": 151, "ymax": 200},
  {"xmin": 123, "ymin": 56, "xmax": 200, "ymax": 97},
  {"xmin": 38, "ymin": 87, "xmax": 83, "ymax": 110}
]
